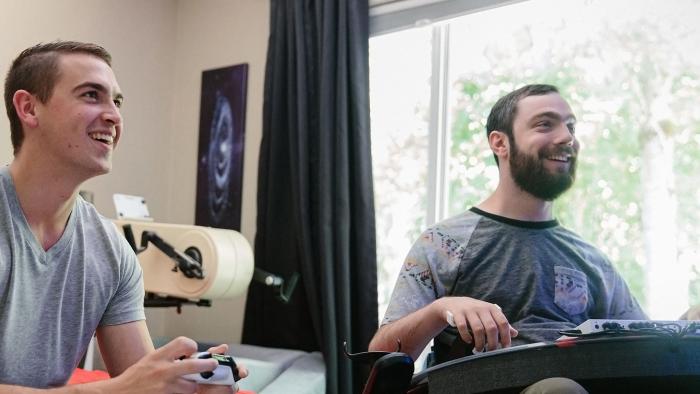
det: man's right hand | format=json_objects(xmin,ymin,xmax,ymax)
[
  {"xmin": 435, "ymin": 297, "xmax": 518, "ymax": 352},
  {"xmin": 110, "ymin": 336, "xmax": 219, "ymax": 393}
]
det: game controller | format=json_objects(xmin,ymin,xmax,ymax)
[{"xmin": 182, "ymin": 352, "xmax": 240, "ymax": 386}]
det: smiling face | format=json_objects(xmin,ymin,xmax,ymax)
[
  {"xmin": 507, "ymin": 93, "xmax": 579, "ymax": 201},
  {"xmin": 30, "ymin": 53, "xmax": 123, "ymax": 178}
]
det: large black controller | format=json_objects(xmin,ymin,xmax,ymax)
[{"xmin": 183, "ymin": 352, "xmax": 241, "ymax": 386}]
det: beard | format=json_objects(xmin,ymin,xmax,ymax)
[{"xmin": 509, "ymin": 139, "xmax": 577, "ymax": 201}]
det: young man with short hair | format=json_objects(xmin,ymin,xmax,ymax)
[{"xmin": 0, "ymin": 41, "xmax": 246, "ymax": 393}]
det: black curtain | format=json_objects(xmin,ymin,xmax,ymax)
[{"xmin": 242, "ymin": 1, "xmax": 378, "ymax": 393}]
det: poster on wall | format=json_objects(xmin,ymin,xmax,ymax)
[{"xmin": 195, "ymin": 63, "xmax": 248, "ymax": 231}]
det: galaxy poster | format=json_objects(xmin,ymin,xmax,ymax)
[{"xmin": 195, "ymin": 64, "xmax": 248, "ymax": 231}]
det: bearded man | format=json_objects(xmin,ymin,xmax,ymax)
[{"xmin": 368, "ymin": 84, "xmax": 647, "ymax": 394}]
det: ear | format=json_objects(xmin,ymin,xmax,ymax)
[
  {"xmin": 488, "ymin": 131, "xmax": 510, "ymax": 162},
  {"xmin": 12, "ymin": 90, "xmax": 39, "ymax": 129}
]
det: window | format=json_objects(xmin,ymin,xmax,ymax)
[
  {"xmin": 370, "ymin": 27, "xmax": 432, "ymax": 316},
  {"xmin": 370, "ymin": 0, "xmax": 700, "ymax": 321}
]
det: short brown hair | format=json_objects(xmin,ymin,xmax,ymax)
[
  {"xmin": 485, "ymin": 84, "xmax": 560, "ymax": 165},
  {"xmin": 4, "ymin": 41, "xmax": 112, "ymax": 154}
]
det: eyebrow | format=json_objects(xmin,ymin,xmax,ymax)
[
  {"xmin": 73, "ymin": 82, "xmax": 124, "ymax": 103},
  {"xmin": 529, "ymin": 111, "xmax": 577, "ymax": 124}
]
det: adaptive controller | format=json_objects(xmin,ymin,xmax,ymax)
[{"xmin": 183, "ymin": 352, "xmax": 241, "ymax": 386}]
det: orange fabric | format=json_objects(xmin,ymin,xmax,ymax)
[
  {"xmin": 67, "ymin": 368, "xmax": 110, "ymax": 384},
  {"xmin": 68, "ymin": 369, "xmax": 256, "ymax": 393}
]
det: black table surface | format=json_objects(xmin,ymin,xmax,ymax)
[{"xmin": 410, "ymin": 336, "xmax": 700, "ymax": 393}]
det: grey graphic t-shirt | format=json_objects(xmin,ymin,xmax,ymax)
[{"xmin": 382, "ymin": 207, "xmax": 647, "ymax": 344}]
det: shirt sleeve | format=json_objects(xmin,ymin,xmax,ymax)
[
  {"xmin": 381, "ymin": 226, "xmax": 466, "ymax": 326},
  {"xmin": 99, "ymin": 234, "xmax": 146, "ymax": 326}
]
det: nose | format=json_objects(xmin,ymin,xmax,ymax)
[
  {"xmin": 556, "ymin": 123, "xmax": 575, "ymax": 147},
  {"xmin": 102, "ymin": 101, "xmax": 122, "ymax": 126}
]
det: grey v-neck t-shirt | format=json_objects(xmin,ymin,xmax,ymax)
[{"xmin": 0, "ymin": 166, "xmax": 145, "ymax": 387}]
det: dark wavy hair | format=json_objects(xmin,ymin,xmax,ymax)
[{"xmin": 485, "ymin": 84, "xmax": 559, "ymax": 165}]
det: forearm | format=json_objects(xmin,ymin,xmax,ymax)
[
  {"xmin": 0, "ymin": 379, "xmax": 120, "ymax": 394},
  {"xmin": 0, "ymin": 384, "xmax": 45, "ymax": 393},
  {"xmin": 96, "ymin": 320, "xmax": 154, "ymax": 377},
  {"xmin": 369, "ymin": 299, "xmax": 448, "ymax": 360}
]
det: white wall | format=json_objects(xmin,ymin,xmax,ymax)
[
  {"xmin": 0, "ymin": 0, "xmax": 270, "ymax": 345},
  {"xmin": 0, "ymin": 0, "xmax": 181, "ymax": 223},
  {"xmin": 161, "ymin": 0, "xmax": 269, "ymax": 344}
]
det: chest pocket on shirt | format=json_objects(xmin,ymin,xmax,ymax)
[{"xmin": 554, "ymin": 265, "xmax": 589, "ymax": 316}]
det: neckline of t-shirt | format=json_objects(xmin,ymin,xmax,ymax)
[
  {"xmin": 469, "ymin": 207, "xmax": 559, "ymax": 229},
  {"xmin": 0, "ymin": 165, "xmax": 77, "ymax": 259}
]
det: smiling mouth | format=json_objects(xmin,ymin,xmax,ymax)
[
  {"xmin": 547, "ymin": 154, "xmax": 572, "ymax": 163},
  {"xmin": 89, "ymin": 132, "xmax": 115, "ymax": 145}
]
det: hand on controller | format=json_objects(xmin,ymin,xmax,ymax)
[
  {"xmin": 185, "ymin": 343, "xmax": 248, "ymax": 394},
  {"xmin": 182, "ymin": 352, "xmax": 240, "ymax": 386},
  {"xmin": 110, "ymin": 336, "xmax": 220, "ymax": 394},
  {"xmin": 440, "ymin": 297, "xmax": 518, "ymax": 353}
]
